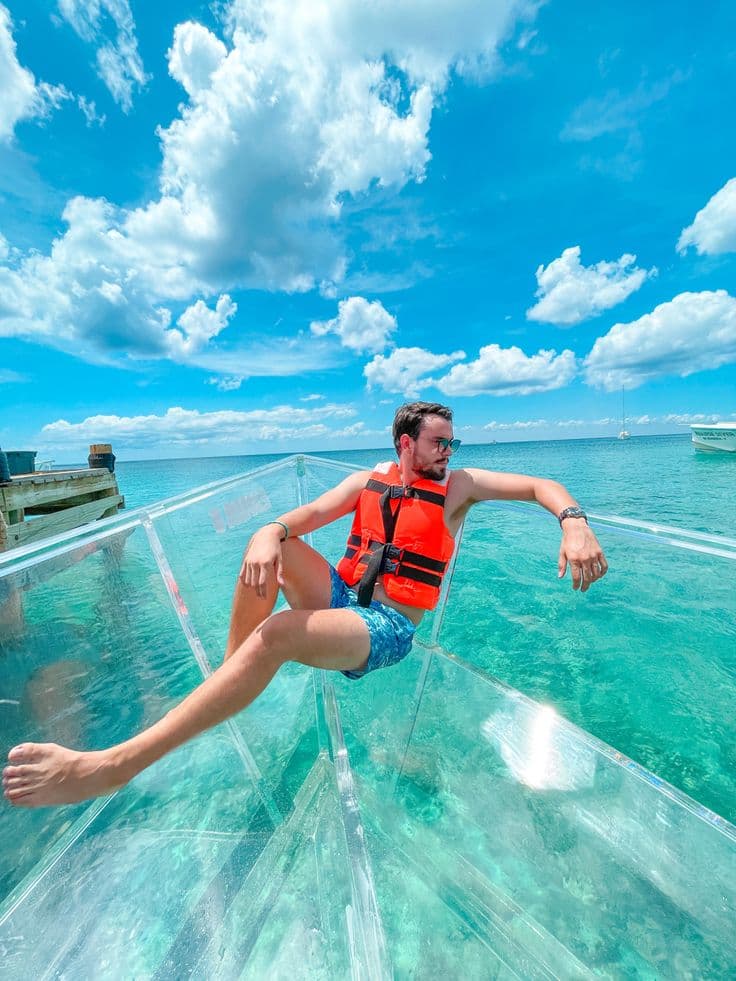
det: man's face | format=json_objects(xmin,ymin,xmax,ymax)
[{"xmin": 405, "ymin": 414, "xmax": 455, "ymax": 480}]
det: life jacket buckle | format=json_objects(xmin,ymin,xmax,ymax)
[
  {"xmin": 382, "ymin": 543, "xmax": 402, "ymax": 574},
  {"xmin": 389, "ymin": 485, "xmax": 405, "ymax": 499}
]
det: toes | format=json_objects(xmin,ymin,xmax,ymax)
[
  {"xmin": 8, "ymin": 743, "xmax": 44, "ymax": 764},
  {"xmin": 3, "ymin": 764, "xmax": 32, "ymax": 781},
  {"xmin": 3, "ymin": 774, "xmax": 28, "ymax": 787},
  {"xmin": 4, "ymin": 786, "xmax": 33, "ymax": 803}
]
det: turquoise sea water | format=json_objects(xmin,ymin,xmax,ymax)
[
  {"xmin": 111, "ymin": 433, "xmax": 733, "ymax": 536},
  {"xmin": 2, "ymin": 443, "xmax": 734, "ymax": 975},
  {"xmin": 103, "ymin": 434, "xmax": 735, "ymax": 820}
]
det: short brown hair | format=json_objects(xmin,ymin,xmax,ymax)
[{"xmin": 392, "ymin": 401, "xmax": 453, "ymax": 454}]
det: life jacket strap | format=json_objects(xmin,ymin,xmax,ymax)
[
  {"xmin": 353, "ymin": 544, "xmax": 445, "ymax": 606},
  {"xmin": 357, "ymin": 544, "xmax": 389, "ymax": 607},
  {"xmin": 344, "ymin": 536, "xmax": 446, "ymax": 573},
  {"xmin": 364, "ymin": 479, "xmax": 445, "ymax": 508}
]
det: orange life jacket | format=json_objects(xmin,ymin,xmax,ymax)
[{"xmin": 336, "ymin": 462, "xmax": 456, "ymax": 611}]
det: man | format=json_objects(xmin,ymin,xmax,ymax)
[{"xmin": 3, "ymin": 402, "xmax": 606, "ymax": 807}]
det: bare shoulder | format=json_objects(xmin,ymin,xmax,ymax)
[
  {"xmin": 335, "ymin": 468, "xmax": 372, "ymax": 496},
  {"xmin": 447, "ymin": 467, "xmax": 537, "ymax": 507},
  {"xmin": 445, "ymin": 468, "xmax": 476, "ymax": 517},
  {"xmin": 304, "ymin": 468, "xmax": 372, "ymax": 526}
]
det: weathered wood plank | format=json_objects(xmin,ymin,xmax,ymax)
[
  {"xmin": 0, "ymin": 582, "xmax": 24, "ymax": 637},
  {"xmin": 98, "ymin": 485, "xmax": 121, "ymax": 519},
  {"xmin": 4, "ymin": 467, "xmax": 108, "ymax": 485},
  {"xmin": 4, "ymin": 495, "xmax": 124, "ymax": 550},
  {"xmin": 25, "ymin": 492, "xmax": 114, "ymax": 513},
  {"xmin": 0, "ymin": 471, "xmax": 118, "ymax": 512}
]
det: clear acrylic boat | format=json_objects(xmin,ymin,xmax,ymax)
[{"xmin": 1, "ymin": 455, "xmax": 734, "ymax": 979}]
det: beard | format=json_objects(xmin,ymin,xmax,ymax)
[{"xmin": 415, "ymin": 463, "xmax": 447, "ymax": 481}]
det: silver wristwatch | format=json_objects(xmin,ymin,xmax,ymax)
[{"xmin": 558, "ymin": 506, "xmax": 588, "ymax": 526}]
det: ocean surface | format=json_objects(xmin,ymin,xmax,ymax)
[
  {"xmin": 60, "ymin": 434, "xmax": 718, "ymax": 804},
  {"xmin": 104, "ymin": 432, "xmax": 734, "ymax": 535},
  {"xmin": 2, "ymin": 433, "xmax": 734, "ymax": 970},
  {"xmin": 107, "ymin": 433, "xmax": 734, "ymax": 811}
]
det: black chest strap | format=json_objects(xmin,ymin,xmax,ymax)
[
  {"xmin": 357, "ymin": 485, "xmax": 401, "ymax": 606},
  {"xmin": 355, "ymin": 482, "xmax": 446, "ymax": 607}
]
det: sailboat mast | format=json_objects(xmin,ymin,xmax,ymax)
[{"xmin": 618, "ymin": 386, "xmax": 630, "ymax": 439}]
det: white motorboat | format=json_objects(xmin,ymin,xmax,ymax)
[{"xmin": 690, "ymin": 422, "xmax": 736, "ymax": 452}]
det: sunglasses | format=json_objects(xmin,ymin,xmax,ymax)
[{"xmin": 432, "ymin": 437, "xmax": 461, "ymax": 453}]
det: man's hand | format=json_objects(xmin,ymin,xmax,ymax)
[
  {"xmin": 239, "ymin": 525, "xmax": 285, "ymax": 598},
  {"xmin": 557, "ymin": 519, "xmax": 608, "ymax": 592}
]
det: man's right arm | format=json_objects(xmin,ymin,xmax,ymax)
[
  {"xmin": 239, "ymin": 470, "xmax": 370, "ymax": 593},
  {"xmin": 267, "ymin": 468, "xmax": 371, "ymax": 539}
]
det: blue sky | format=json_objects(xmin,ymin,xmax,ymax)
[{"xmin": 1, "ymin": 0, "xmax": 735, "ymax": 460}]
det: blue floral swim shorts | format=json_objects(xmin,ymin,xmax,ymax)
[{"xmin": 328, "ymin": 566, "xmax": 417, "ymax": 680}]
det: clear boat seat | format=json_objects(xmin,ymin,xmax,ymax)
[{"xmin": 1, "ymin": 455, "xmax": 734, "ymax": 978}]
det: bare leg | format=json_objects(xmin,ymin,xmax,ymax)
[
  {"xmin": 225, "ymin": 537, "xmax": 333, "ymax": 658},
  {"xmin": 3, "ymin": 607, "xmax": 370, "ymax": 808}
]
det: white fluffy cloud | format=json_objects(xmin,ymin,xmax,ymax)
[
  {"xmin": 78, "ymin": 95, "xmax": 105, "ymax": 126},
  {"xmin": 168, "ymin": 20, "xmax": 227, "ymax": 99},
  {"xmin": 0, "ymin": 0, "xmax": 535, "ymax": 369},
  {"xmin": 0, "ymin": 6, "xmax": 39, "ymax": 140},
  {"xmin": 527, "ymin": 246, "xmax": 655, "ymax": 325},
  {"xmin": 435, "ymin": 344, "xmax": 577, "ymax": 396},
  {"xmin": 483, "ymin": 418, "xmax": 616, "ymax": 430},
  {"xmin": 167, "ymin": 294, "xmax": 236, "ymax": 358},
  {"xmin": 207, "ymin": 375, "xmax": 245, "ymax": 392},
  {"xmin": 0, "ymin": 5, "xmax": 74, "ymax": 140},
  {"xmin": 311, "ymin": 296, "xmax": 396, "ymax": 353},
  {"xmin": 583, "ymin": 290, "xmax": 736, "ymax": 390},
  {"xmin": 0, "ymin": 194, "xmax": 336, "ymax": 374},
  {"xmin": 42, "ymin": 402, "xmax": 358, "ymax": 447},
  {"xmin": 225, "ymin": 0, "xmax": 533, "ymax": 89},
  {"xmin": 663, "ymin": 412, "xmax": 735, "ymax": 424},
  {"xmin": 481, "ymin": 416, "xmax": 697, "ymax": 432},
  {"xmin": 57, "ymin": 0, "xmax": 149, "ymax": 111},
  {"xmin": 484, "ymin": 418, "xmax": 549, "ymax": 430},
  {"xmin": 677, "ymin": 178, "xmax": 736, "ymax": 256},
  {"xmin": 364, "ymin": 346, "xmax": 465, "ymax": 397}
]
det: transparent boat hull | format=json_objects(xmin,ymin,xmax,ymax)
[{"xmin": 1, "ymin": 456, "xmax": 734, "ymax": 978}]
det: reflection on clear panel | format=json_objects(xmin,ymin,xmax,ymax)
[
  {"xmin": 438, "ymin": 500, "xmax": 736, "ymax": 822},
  {"xmin": 0, "ymin": 525, "xmax": 205, "ymax": 900},
  {"xmin": 344, "ymin": 644, "xmax": 736, "ymax": 977}
]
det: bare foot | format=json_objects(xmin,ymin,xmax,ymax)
[{"xmin": 3, "ymin": 743, "xmax": 126, "ymax": 808}]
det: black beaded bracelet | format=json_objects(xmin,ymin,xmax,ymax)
[{"xmin": 265, "ymin": 520, "xmax": 289, "ymax": 541}]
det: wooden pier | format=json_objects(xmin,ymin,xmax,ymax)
[{"xmin": 0, "ymin": 453, "xmax": 124, "ymax": 553}]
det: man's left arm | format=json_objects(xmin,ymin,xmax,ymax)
[{"xmin": 458, "ymin": 468, "xmax": 608, "ymax": 592}]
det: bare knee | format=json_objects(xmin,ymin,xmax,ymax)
[{"xmin": 250, "ymin": 611, "xmax": 298, "ymax": 665}]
